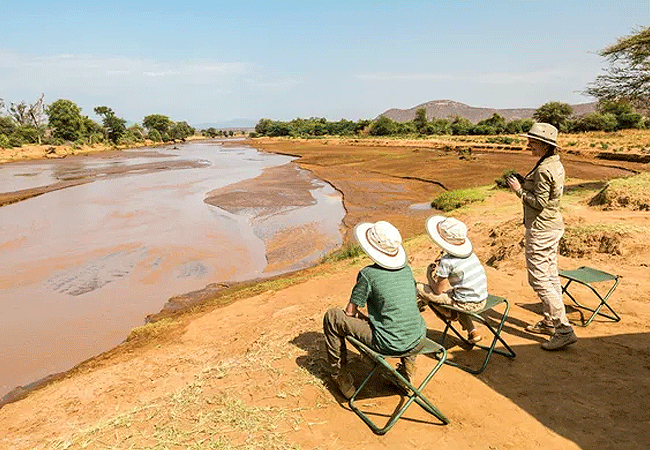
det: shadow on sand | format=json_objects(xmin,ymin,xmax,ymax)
[
  {"xmin": 290, "ymin": 331, "xmax": 447, "ymax": 428},
  {"xmin": 291, "ymin": 325, "xmax": 650, "ymax": 449}
]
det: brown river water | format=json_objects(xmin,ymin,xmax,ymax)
[{"xmin": 0, "ymin": 141, "xmax": 344, "ymax": 399}]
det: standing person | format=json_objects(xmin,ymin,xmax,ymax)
[
  {"xmin": 506, "ymin": 122, "xmax": 577, "ymax": 350},
  {"xmin": 416, "ymin": 216, "xmax": 488, "ymax": 345},
  {"xmin": 323, "ymin": 220, "xmax": 426, "ymax": 399}
]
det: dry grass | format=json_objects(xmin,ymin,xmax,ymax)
[
  {"xmin": 47, "ymin": 330, "xmax": 331, "ymax": 449},
  {"xmin": 589, "ymin": 172, "xmax": 650, "ymax": 210}
]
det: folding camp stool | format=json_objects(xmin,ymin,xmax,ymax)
[
  {"xmin": 344, "ymin": 335, "xmax": 449, "ymax": 435},
  {"xmin": 559, "ymin": 266, "xmax": 621, "ymax": 327},
  {"xmin": 427, "ymin": 294, "xmax": 516, "ymax": 374}
]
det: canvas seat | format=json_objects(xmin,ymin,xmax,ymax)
[
  {"xmin": 344, "ymin": 335, "xmax": 449, "ymax": 435},
  {"xmin": 426, "ymin": 294, "xmax": 516, "ymax": 374},
  {"xmin": 560, "ymin": 266, "xmax": 621, "ymax": 327}
]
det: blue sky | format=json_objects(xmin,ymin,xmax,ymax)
[{"xmin": 1, "ymin": 1, "xmax": 648, "ymax": 125}]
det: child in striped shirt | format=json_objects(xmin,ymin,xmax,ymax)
[{"xmin": 416, "ymin": 216, "xmax": 488, "ymax": 344}]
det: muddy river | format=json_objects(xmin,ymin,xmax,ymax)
[{"xmin": 0, "ymin": 140, "xmax": 344, "ymax": 399}]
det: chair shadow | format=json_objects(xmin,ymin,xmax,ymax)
[
  {"xmin": 289, "ymin": 331, "xmax": 403, "ymax": 403},
  {"xmin": 290, "ymin": 330, "xmax": 450, "ymax": 429},
  {"xmin": 426, "ymin": 304, "xmax": 547, "ymax": 358}
]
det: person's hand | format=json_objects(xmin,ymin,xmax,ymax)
[
  {"xmin": 506, "ymin": 175, "xmax": 521, "ymax": 192},
  {"xmin": 426, "ymin": 262, "xmax": 437, "ymax": 277}
]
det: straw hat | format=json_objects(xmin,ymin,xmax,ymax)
[
  {"xmin": 354, "ymin": 221, "xmax": 407, "ymax": 270},
  {"xmin": 425, "ymin": 216, "xmax": 473, "ymax": 258},
  {"xmin": 522, "ymin": 122, "xmax": 558, "ymax": 147}
]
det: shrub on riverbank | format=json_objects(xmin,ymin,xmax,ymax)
[
  {"xmin": 430, "ymin": 187, "xmax": 489, "ymax": 211},
  {"xmin": 321, "ymin": 243, "xmax": 364, "ymax": 263}
]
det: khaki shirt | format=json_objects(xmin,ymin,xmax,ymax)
[{"xmin": 516, "ymin": 154, "xmax": 564, "ymax": 230}]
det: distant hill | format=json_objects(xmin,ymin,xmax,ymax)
[{"xmin": 379, "ymin": 100, "xmax": 597, "ymax": 123}]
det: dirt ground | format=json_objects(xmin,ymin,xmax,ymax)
[{"xmin": 1, "ymin": 135, "xmax": 649, "ymax": 449}]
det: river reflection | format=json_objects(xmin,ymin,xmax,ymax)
[{"xmin": 0, "ymin": 141, "xmax": 344, "ymax": 399}]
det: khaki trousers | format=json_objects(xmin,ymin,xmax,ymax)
[
  {"xmin": 322, "ymin": 308, "xmax": 423, "ymax": 372},
  {"xmin": 416, "ymin": 283, "xmax": 486, "ymax": 332},
  {"xmin": 525, "ymin": 227, "xmax": 572, "ymax": 331}
]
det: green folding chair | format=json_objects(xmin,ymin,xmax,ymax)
[
  {"xmin": 559, "ymin": 266, "xmax": 621, "ymax": 327},
  {"xmin": 345, "ymin": 335, "xmax": 449, "ymax": 435},
  {"xmin": 427, "ymin": 294, "xmax": 516, "ymax": 374}
]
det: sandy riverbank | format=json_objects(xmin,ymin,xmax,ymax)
[{"xmin": 1, "ymin": 135, "xmax": 649, "ymax": 449}]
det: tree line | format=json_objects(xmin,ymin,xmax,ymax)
[
  {"xmin": 0, "ymin": 97, "xmax": 197, "ymax": 149},
  {"xmin": 252, "ymin": 97, "xmax": 647, "ymax": 139},
  {"xmin": 254, "ymin": 27, "xmax": 649, "ymax": 139}
]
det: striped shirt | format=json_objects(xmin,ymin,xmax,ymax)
[
  {"xmin": 436, "ymin": 252, "xmax": 488, "ymax": 303},
  {"xmin": 350, "ymin": 264, "xmax": 426, "ymax": 355}
]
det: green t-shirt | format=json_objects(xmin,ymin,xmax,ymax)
[{"xmin": 349, "ymin": 264, "xmax": 426, "ymax": 355}]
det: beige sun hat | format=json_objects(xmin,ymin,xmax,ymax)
[
  {"xmin": 521, "ymin": 122, "xmax": 558, "ymax": 147},
  {"xmin": 425, "ymin": 216, "xmax": 473, "ymax": 258},
  {"xmin": 354, "ymin": 221, "xmax": 407, "ymax": 270}
]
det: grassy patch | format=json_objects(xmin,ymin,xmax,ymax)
[
  {"xmin": 430, "ymin": 186, "xmax": 490, "ymax": 211},
  {"xmin": 320, "ymin": 242, "xmax": 364, "ymax": 263},
  {"xmin": 560, "ymin": 223, "xmax": 632, "ymax": 257},
  {"xmin": 588, "ymin": 172, "xmax": 650, "ymax": 210},
  {"xmin": 127, "ymin": 317, "xmax": 176, "ymax": 342}
]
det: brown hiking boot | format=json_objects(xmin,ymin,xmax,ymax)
[
  {"xmin": 526, "ymin": 320, "xmax": 556, "ymax": 336},
  {"xmin": 541, "ymin": 330, "xmax": 578, "ymax": 351},
  {"xmin": 397, "ymin": 357, "xmax": 417, "ymax": 382},
  {"xmin": 468, "ymin": 329, "xmax": 482, "ymax": 344},
  {"xmin": 385, "ymin": 357, "xmax": 416, "ymax": 392},
  {"xmin": 331, "ymin": 370, "xmax": 355, "ymax": 399}
]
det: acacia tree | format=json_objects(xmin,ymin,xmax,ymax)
[
  {"xmin": 586, "ymin": 27, "xmax": 650, "ymax": 110},
  {"xmin": 94, "ymin": 106, "xmax": 126, "ymax": 143},
  {"xmin": 46, "ymin": 99, "xmax": 86, "ymax": 141},
  {"xmin": 368, "ymin": 116, "xmax": 396, "ymax": 136},
  {"xmin": 533, "ymin": 101, "xmax": 573, "ymax": 130},
  {"xmin": 169, "ymin": 121, "xmax": 195, "ymax": 140},
  {"xmin": 143, "ymin": 114, "xmax": 172, "ymax": 136},
  {"xmin": 413, "ymin": 107, "xmax": 428, "ymax": 134}
]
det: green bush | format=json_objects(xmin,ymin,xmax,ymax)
[
  {"xmin": 88, "ymin": 132, "xmax": 105, "ymax": 145},
  {"xmin": 430, "ymin": 187, "xmax": 487, "ymax": 211},
  {"xmin": 368, "ymin": 116, "xmax": 396, "ymax": 136},
  {"xmin": 571, "ymin": 112, "xmax": 617, "ymax": 132},
  {"xmin": 44, "ymin": 136, "xmax": 65, "ymax": 146},
  {"xmin": 0, "ymin": 134, "xmax": 11, "ymax": 149},
  {"xmin": 7, "ymin": 133, "xmax": 24, "ymax": 147},
  {"xmin": 0, "ymin": 117, "xmax": 17, "ymax": 136},
  {"xmin": 486, "ymin": 136, "xmax": 515, "ymax": 145},
  {"xmin": 148, "ymin": 129, "xmax": 162, "ymax": 142}
]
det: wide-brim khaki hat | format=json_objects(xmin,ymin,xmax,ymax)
[
  {"xmin": 521, "ymin": 122, "xmax": 558, "ymax": 147},
  {"xmin": 354, "ymin": 221, "xmax": 407, "ymax": 270},
  {"xmin": 425, "ymin": 215, "xmax": 473, "ymax": 258}
]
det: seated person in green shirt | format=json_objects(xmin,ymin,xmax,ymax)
[{"xmin": 323, "ymin": 220, "xmax": 426, "ymax": 399}]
